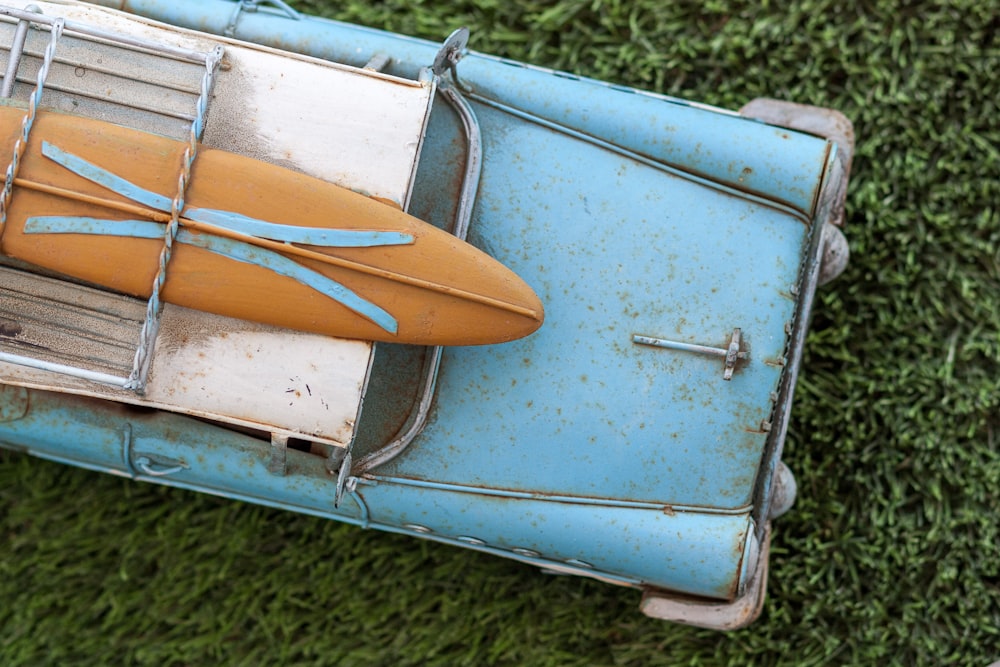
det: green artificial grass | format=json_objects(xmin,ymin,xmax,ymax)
[{"xmin": 1, "ymin": 0, "xmax": 998, "ymax": 665}]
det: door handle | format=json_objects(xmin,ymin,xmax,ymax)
[{"xmin": 134, "ymin": 455, "xmax": 186, "ymax": 477}]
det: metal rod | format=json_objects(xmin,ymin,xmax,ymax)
[
  {"xmin": 0, "ymin": 6, "xmax": 212, "ymax": 64},
  {"xmin": 632, "ymin": 334, "xmax": 729, "ymax": 357},
  {"xmin": 0, "ymin": 350, "xmax": 127, "ymax": 386},
  {"xmin": 1, "ymin": 13, "xmax": 32, "ymax": 98}
]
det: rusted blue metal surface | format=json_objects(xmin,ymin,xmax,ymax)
[
  {"xmin": 0, "ymin": 0, "xmax": 853, "ymax": 628},
  {"xmin": 105, "ymin": 0, "xmax": 832, "ymax": 215},
  {"xmin": 371, "ymin": 99, "xmax": 812, "ymax": 508}
]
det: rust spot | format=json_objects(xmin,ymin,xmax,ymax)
[{"xmin": 744, "ymin": 417, "xmax": 773, "ymax": 435}]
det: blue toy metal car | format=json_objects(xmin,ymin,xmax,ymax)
[{"xmin": 0, "ymin": 0, "xmax": 852, "ymax": 629}]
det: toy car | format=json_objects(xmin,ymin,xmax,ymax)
[{"xmin": 0, "ymin": 0, "xmax": 852, "ymax": 628}]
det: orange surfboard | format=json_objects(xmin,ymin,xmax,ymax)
[{"xmin": 0, "ymin": 107, "xmax": 543, "ymax": 346}]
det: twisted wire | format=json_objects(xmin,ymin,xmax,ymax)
[
  {"xmin": 0, "ymin": 17, "xmax": 64, "ymax": 230},
  {"xmin": 127, "ymin": 46, "xmax": 223, "ymax": 391}
]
